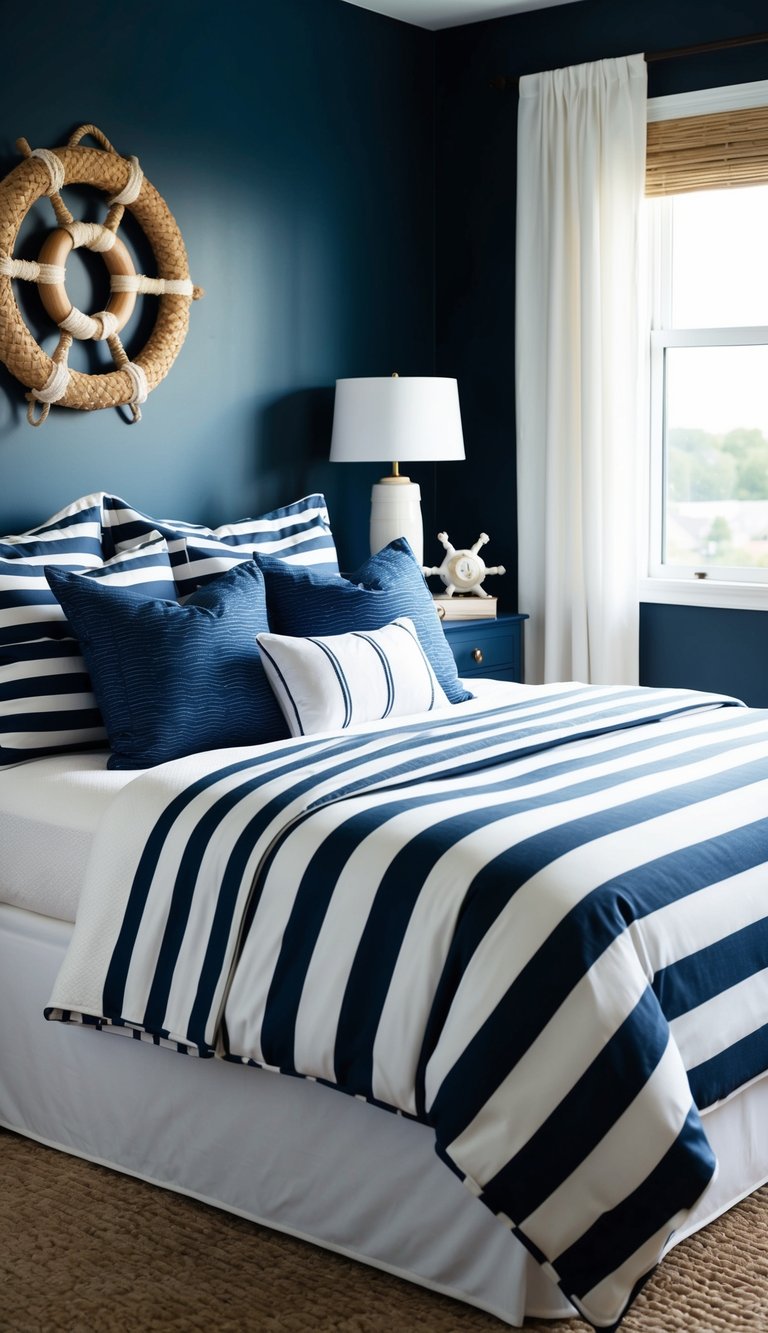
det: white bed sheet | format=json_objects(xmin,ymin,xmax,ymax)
[{"xmin": 0, "ymin": 753, "xmax": 134, "ymax": 921}]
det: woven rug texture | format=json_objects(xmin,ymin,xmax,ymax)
[{"xmin": 1, "ymin": 1128, "xmax": 767, "ymax": 1332}]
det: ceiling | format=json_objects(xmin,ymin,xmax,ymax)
[{"xmin": 340, "ymin": 0, "xmax": 586, "ymax": 30}]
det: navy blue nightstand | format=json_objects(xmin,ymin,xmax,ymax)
[{"xmin": 441, "ymin": 612, "xmax": 529, "ymax": 684}]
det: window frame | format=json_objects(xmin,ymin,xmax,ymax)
[{"xmin": 641, "ymin": 80, "xmax": 768, "ymax": 611}]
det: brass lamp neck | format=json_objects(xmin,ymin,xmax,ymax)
[{"xmin": 379, "ymin": 459, "xmax": 412, "ymax": 485}]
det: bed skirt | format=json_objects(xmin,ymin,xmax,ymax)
[{"xmin": 2, "ymin": 902, "xmax": 767, "ymax": 1326}]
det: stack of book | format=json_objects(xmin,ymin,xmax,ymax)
[{"xmin": 433, "ymin": 596, "xmax": 497, "ymax": 620}]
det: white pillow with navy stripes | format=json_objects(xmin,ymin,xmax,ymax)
[
  {"xmin": 257, "ymin": 618, "xmax": 450, "ymax": 737},
  {"xmin": 0, "ymin": 492, "xmax": 105, "ymax": 565},
  {"xmin": 0, "ymin": 539, "xmax": 176, "ymax": 764},
  {"xmin": 102, "ymin": 493, "xmax": 339, "ymax": 597}
]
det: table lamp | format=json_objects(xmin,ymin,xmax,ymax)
[{"xmin": 329, "ymin": 374, "xmax": 465, "ymax": 565}]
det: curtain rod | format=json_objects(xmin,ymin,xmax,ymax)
[{"xmin": 491, "ymin": 30, "xmax": 768, "ymax": 91}]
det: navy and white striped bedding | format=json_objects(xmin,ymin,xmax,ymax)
[
  {"xmin": 46, "ymin": 684, "xmax": 768, "ymax": 1329},
  {"xmin": 0, "ymin": 540, "xmax": 177, "ymax": 763},
  {"xmin": 101, "ymin": 493, "xmax": 339, "ymax": 596},
  {"xmin": 0, "ymin": 492, "xmax": 104, "ymax": 564}
]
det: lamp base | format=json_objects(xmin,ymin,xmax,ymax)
[{"xmin": 370, "ymin": 480, "xmax": 423, "ymax": 564}]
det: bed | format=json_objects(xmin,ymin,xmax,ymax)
[{"xmin": 2, "ymin": 493, "xmax": 768, "ymax": 1331}]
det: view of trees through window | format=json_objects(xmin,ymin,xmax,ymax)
[{"xmin": 667, "ymin": 425, "xmax": 768, "ymax": 568}]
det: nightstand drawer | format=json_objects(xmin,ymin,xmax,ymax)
[{"xmin": 442, "ymin": 613, "xmax": 528, "ymax": 682}]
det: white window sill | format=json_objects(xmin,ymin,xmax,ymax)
[{"xmin": 640, "ymin": 577, "xmax": 768, "ymax": 611}]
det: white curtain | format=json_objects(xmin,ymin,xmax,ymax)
[{"xmin": 515, "ymin": 54, "xmax": 647, "ymax": 684}]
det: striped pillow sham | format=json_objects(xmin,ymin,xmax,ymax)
[
  {"xmin": 257, "ymin": 618, "xmax": 450, "ymax": 737},
  {"xmin": 102, "ymin": 493, "xmax": 339, "ymax": 597},
  {"xmin": 0, "ymin": 492, "xmax": 105, "ymax": 565},
  {"xmin": 0, "ymin": 540, "xmax": 177, "ymax": 765}
]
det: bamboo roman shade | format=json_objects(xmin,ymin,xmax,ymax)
[{"xmin": 646, "ymin": 104, "xmax": 768, "ymax": 196}]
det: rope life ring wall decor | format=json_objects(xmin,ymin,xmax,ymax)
[{"xmin": 0, "ymin": 124, "xmax": 203, "ymax": 426}]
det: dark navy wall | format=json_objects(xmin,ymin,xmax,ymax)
[
  {"xmin": 434, "ymin": 0, "xmax": 768, "ymax": 702},
  {"xmin": 0, "ymin": 0, "xmax": 434, "ymax": 571},
  {"xmin": 3, "ymin": 0, "xmax": 768, "ymax": 699},
  {"xmin": 640, "ymin": 603, "xmax": 768, "ymax": 706}
]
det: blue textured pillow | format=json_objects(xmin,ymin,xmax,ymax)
[
  {"xmin": 0, "ymin": 539, "xmax": 177, "ymax": 765},
  {"xmin": 101, "ymin": 493, "xmax": 339, "ymax": 596},
  {"xmin": 258, "ymin": 539, "xmax": 473, "ymax": 706},
  {"xmin": 46, "ymin": 559, "xmax": 287, "ymax": 769}
]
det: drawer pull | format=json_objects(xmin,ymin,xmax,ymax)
[{"xmin": 472, "ymin": 648, "xmax": 484, "ymax": 664}]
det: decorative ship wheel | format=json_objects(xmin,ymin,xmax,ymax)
[
  {"xmin": 423, "ymin": 531, "xmax": 506, "ymax": 597},
  {"xmin": 0, "ymin": 123, "xmax": 203, "ymax": 426}
]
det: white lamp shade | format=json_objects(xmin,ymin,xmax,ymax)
[{"xmin": 329, "ymin": 376, "xmax": 465, "ymax": 464}]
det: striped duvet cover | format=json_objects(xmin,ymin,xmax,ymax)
[{"xmin": 46, "ymin": 683, "xmax": 768, "ymax": 1328}]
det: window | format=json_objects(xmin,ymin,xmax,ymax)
[{"xmin": 645, "ymin": 84, "xmax": 768, "ymax": 607}]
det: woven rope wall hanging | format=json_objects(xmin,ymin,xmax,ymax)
[{"xmin": 0, "ymin": 124, "xmax": 203, "ymax": 426}]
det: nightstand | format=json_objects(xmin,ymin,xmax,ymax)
[{"xmin": 441, "ymin": 612, "xmax": 529, "ymax": 684}]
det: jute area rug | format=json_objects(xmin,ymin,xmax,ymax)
[{"xmin": 1, "ymin": 1128, "xmax": 767, "ymax": 1332}]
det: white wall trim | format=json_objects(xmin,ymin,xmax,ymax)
[
  {"xmin": 640, "ymin": 577, "xmax": 768, "ymax": 611},
  {"xmin": 647, "ymin": 78, "xmax": 768, "ymax": 123}
]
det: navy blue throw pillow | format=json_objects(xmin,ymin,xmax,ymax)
[
  {"xmin": 257, "ymin": 538, "xmax": 473, "ymax": 706},
  {"xmin": 46, "ymin": 560, "xmax": 288, "ymax": 769}
]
